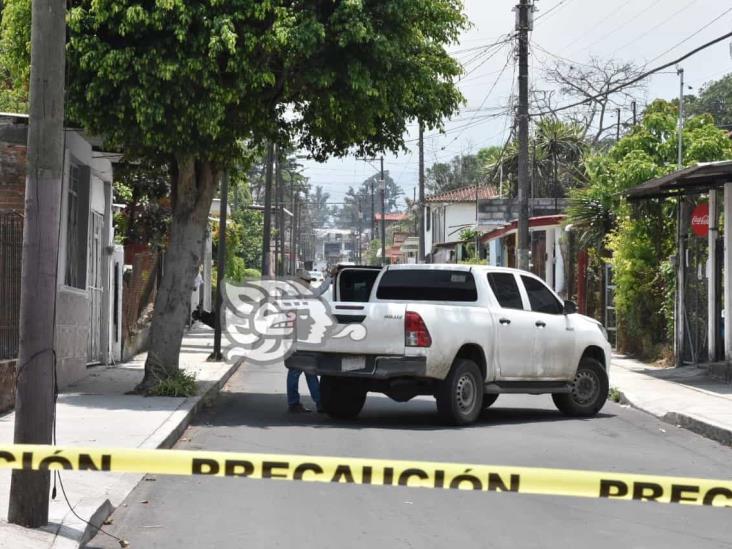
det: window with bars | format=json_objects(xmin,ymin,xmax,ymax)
[{"xmin": 64, "ymin": 162, "xmax": 90, "ymax": 289}]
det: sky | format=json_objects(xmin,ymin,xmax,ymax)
[{"xmin": 299, "ymin": 0, "xmax": 732, "ymax": 208}]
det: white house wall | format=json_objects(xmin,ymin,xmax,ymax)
[{"xmin": 55, "ymin": 132, "xmax": 115, "ymax": 387}]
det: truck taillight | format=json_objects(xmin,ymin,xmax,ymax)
[{"xmin": 405, "ymin": 311, "xmax": 431, "ymax": 347}]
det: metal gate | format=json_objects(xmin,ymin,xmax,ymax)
[{"xmin": 87, "ymin": 212, "xmax": 104, "ymax": 364}]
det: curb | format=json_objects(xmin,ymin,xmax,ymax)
[
  {"xmin": 614, "ymin": 389, "xmax": 732, "ymax": 447},
  {"xmin": 77, "ymin": 359, "xmax": 241, "ymax": 547}
]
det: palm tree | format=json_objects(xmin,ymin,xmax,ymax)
[{"xmin": 534, "ymin": 119, "xmax": 586, "ymax": 198}]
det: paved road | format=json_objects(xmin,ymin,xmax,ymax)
[{"xmin": 89, "ymin": 362, "xmax": 731, "ymax": 549}]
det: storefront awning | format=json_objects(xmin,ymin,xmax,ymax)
[{"xmin": 626, "ymin": 161, "xmax": 732, "ymax": 200}]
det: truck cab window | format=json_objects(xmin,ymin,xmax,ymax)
[{"xmin": 487, "ymin": 272, "xmax": 524, "ymax": 310}]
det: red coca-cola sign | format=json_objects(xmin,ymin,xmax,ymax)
[{"xmin": 691, "ymin": 203, "xmax": 709, "ymax": 238}]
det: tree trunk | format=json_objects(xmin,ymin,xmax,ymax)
[{"xmin": 138, "ymin": 156, "xmax": 218, "ymax": 390}]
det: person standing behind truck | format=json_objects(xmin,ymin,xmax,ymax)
[{"xmin": 287, "ymin": 270, "xmax": 322, "ymax": 413}]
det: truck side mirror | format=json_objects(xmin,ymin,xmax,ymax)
[{"xmin": 563, "ymin": 300, "xmax": 577, "ymax": 315}]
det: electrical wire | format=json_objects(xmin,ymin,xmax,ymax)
[
  {"xmin": 560, "ymin": 0, "xmax": 637, "ymax": 52},
  {"xmin": 646, "ymin": 5, "xmax": 732, "ymax": 65},
  {"xmin": 580, "ymin": 0, "xmax": 665, "ymax": 55},
  {"xmin": 531, "ymin": 30, "xmax": 732, "ymax": 117},
  {"xmin": 611, "ymin": 0, "xmax": 701, "ymax": 56},
  {"xmin": 534, "ymin": 0, "xmax": 575, "ymax": 25}
]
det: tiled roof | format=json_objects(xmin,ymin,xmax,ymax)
[
  {"xmin": 425, "ymin": 185, "xmax": 499, "ymax": 203},
  {"xmin": 374, "ymin": 212, "xmax": 409, "ymax": 222}
]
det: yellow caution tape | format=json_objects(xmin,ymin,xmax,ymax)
[{"xmin": 0, "ymin": 444, "xmax": 730, "ymax": 507}]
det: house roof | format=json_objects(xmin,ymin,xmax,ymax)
[
  {"xmin": 425, "ymin": 185, "xmax": 499, "ymax": 203},
  {"xmin": 480, "ymin": 215, "xmax": 566, "ymax": 243},
  {"xmin": 626, "ymin": 161, "xmax": 732, "ymax": 200},
  {"xmin": 374, "ymin": 212, "xmax": 409, "ymax": 222}
]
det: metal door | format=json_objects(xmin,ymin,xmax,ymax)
[{"xmin": 87, "ymin": 212, "xmax": 104, "ymax": 364}]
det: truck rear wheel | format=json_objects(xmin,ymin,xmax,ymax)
[
  {"xmin": 436, "ymin": 359, "xmax": 483, "ymax": 425},
  {"xmin": 552, "ymin": 357, "xmax": 608, "ymax": 417},
  {"xmin": 320, "ymin": 376, "xmax": 366, "ymax": 420}
]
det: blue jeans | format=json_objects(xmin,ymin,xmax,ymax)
[{"xmin": 287, "ymin": 368, "xmax": 321, "ymax": 407}]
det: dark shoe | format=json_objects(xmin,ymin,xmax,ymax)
[{"xmin": 288, "ymin": 403, "xmax": 312, "ymax": 414}]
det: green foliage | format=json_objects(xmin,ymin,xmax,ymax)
[
  {"xmin": 0, "ymin": 0, "xmax": 30, "ymax": 112},
  {"xmin": 147, "ymin": 370, "xmax": 196, "ymax": 397},
  {"xmin": 426, "ymin": 154, "xmax": 483, "ymax": 195},
  {"xmin": 113, "ymin": 161, "xmax": 171, "ymax": 247},
  {"xmin": 366, "ymin": 238, "xmax": 381, "ymax": 265},
  {"xmin": 574, "ymin": 99, "xmax": 732, "ymax": 355},
  {"xmin": 334, "ymin": 172, "xmax": 403, "ymax": 230},
  {"xmin": 686, "ymin": 73, "xmax": 732, "ymax": 127},
  {"xmin": 63, "ymin": 0, "xmax": 467, "ymax": 163},
  {"xmin": 459, "ymin": 257, "xmax": 486, "ymax": 265},
  {"xmin": 459, "ymin": 227, "xmax": 480, "ymax": 242}
]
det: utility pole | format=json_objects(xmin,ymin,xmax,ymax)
[
  {"xmin": 290, "ymin": 174, "xmax": 296, "ymax": 275},
  {"xmin": 515, "ymin": 0, "xmax": 532, "ymax": 271},
  {"xmin": 357, "ymin": 201, "xmax": 363, "ymax": 263},
  {"xmin": 210, "ymin": 172, "xmax": 228, "ymax": 361},
  {"xmin": 616, "ymin": 108, "xmax": 621, "ymax": 141},
  {"xmin": 675, "ymin": 66, "xmax": 687, "ymax": 366},
  {"xmin": 418, "ymin": 122, "xmax": 426, "ymax": 263},
  {"xmin": 370, "ymin": 179, "xmax": 375, "ymax": 247},
  {"xmin": 677, "ymin": 67, "xmax": 685, "ymax": 168},
  {"xmin": 276, "ymin": 152, "xmax": 285, "ymax": 277},
  {"xmin": 9, "ymin": 0, "xmax": 66, "ymax": 527},
  {"xmin": 380, "ymin": 156, "xmax": 386, "ymax": 265},
  {"xmin": 631, "ymin": 101, "xmax": 637, "ymax": 126},
  {"xmin": 261, "ymin": 143, "xmax": 274, "ymax": 277}
]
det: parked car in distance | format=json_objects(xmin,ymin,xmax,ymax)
[{"xmin": 287, "ymin": 264, "xmax": 611, "ymax": 425}]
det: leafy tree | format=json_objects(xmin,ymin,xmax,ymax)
[
  {"xmin": 569, "ymin": 100, "xmax": 732, "ymax": 355},
  {"xmin": 308, "ymin": 186, "xmax": 331, "ymax": 228},
  {"xmin": 4, "ymin": 0, "xmax": 467, "ymax": 387},
  {"xmin": 334, "ymin": 171, "xmax": 403, "ymax": 230},
  {"xmin": 0, "ymin": 0, "xmax": 30, "ymax": 112},
  {"xmin": 426, "ymin": 153, "xmax": 483, "ymax": 195},
  {"xmin": 686, "ymin": 73, "xmax": 732, "ymax": 128}
]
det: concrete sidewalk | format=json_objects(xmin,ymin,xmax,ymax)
[
  {"xmin": 0, "ymin": 324, "xmax": 239, "ymax": 548},
  {"xmin": 612, "ymin": 355, "xmax": 732, "ymax": 446}
]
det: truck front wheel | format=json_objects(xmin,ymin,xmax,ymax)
[
  {"xmin": 320, "ymin": 376, "xmax": 367, "ymax": 420},
  {"xmin": 436, "ymin": 359, "xmax": 483, "ymax": 425},
  {"xmin": 552, "ymin": 357, "xmax": 608, "ymax": 417}
]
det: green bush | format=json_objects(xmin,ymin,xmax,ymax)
[{"xmin": 147, "ymin": 370, "xmax": 197, "ymax": 397}]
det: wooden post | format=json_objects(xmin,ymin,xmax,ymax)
[{"xmin": 8, "ymin": 0, "xmax": 66, "ymax": 527}]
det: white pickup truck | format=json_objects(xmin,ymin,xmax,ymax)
[{"xmin": 286, "ymin": 264, "xmax": 611, "ymax": 425}]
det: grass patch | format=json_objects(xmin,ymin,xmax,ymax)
[
  {"xmin": 148, "ymin": 370, "xmax": 197, "ymax": 397},
  {"xmin": 608, "ymin": 387, "xmax": 622, "ymax": 403}
]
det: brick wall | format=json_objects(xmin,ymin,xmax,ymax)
[
  {"xmin": 0, "ymin": 359, "xmax": 16, "ymax": 414},
  {"xmin": 0, "ymin": 143, "xmax": 27, "ymax": 212}
]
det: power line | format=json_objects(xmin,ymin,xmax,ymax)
[
  {"xmin": 611, "ymin": 0, "xmax": 700, "ymax": 56},
  {"xmin": 579, "ymin": 0, "xmax": 665, "ymax": 55},
  {"xmin": 560, "ymin": 0, "xmax": 637, "ymax": 52},
  {"xmin": 531, "ymin": 30, "xmax": 732, "ymax": 117},
  {"xmin": 646, "ymin": 5, "xmax": 732, "ymax": 65},
  {"xmin": 535, "ymin": 0, "xmax": 575, "ymax": 24},
  {"xmin": 442, "ymin": 48, "xmax": 516, "ymax": 149}
]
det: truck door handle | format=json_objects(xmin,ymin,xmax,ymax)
[
  {"xmin": 499, "ymin": 318, "xmax": 511, "ymax": 325},
  {"xmin": 535, "ymin": 320, "xmax": 546, "ymax": 328}
]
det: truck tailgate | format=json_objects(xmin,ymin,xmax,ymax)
[{"xmin": 298, "ymin": 302, "xmax": 407, "ymax": 355}]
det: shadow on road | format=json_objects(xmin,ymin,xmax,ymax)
[{"xmin": 192, "ymin": 390, "xmax": 615, "ymax": 432}]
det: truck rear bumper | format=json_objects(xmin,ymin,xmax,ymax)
[{"xmin": 285, "ymin": 351, "xmax": 427, "ymax": 379}]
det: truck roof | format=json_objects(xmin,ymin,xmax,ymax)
[{"xmin": 384, "ymin": 263, "xmax": 528, "ymax": 276}]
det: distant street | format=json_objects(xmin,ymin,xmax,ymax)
[{"xmin": 89, "ymin": 362, "xmax": 731, "ymax": 549}]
